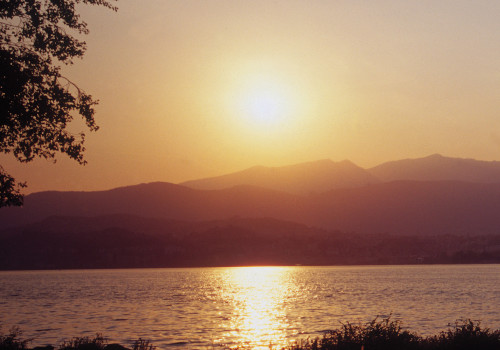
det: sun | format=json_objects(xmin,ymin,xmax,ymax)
[
  {"xmin": 223, "ymin": 66, "xmax": 309, "ymax": 139},
  {"xmin": 236, "ymin": 79, "xmax": 293, "ymax": 128},
  {"xmin": 244, "ymin": 89, "xmax": 287, "ymax": 126}
]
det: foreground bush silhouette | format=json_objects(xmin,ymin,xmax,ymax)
[
  {"xmin": 131, "ymin": 339, "xmax": 155, "ymax": 350},
  {"xmin": 59, "ymin": 335, "xmax": 107, "ymax": 350},
  {"xmin": 2, "ymin": 318, "xmax": 500, "ymax": 350},
  {"xmin": 423, "ymin": 319, "xmax": 500, "ymax": 350},
  {"xmin": 287, "ymin": 318, "xmax": 500, "ymax": 350},
  {"xmin": 289, "ymin": 317, "xmax": 420, "ymax": 350},
  {"xmin": 0, "ymin": 327, "xmax": 29, "ymax": 350}
]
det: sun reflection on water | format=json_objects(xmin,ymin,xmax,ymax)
[{"xmin": 217, "ymin": 266, "xmax": 296, "ymax": 349}]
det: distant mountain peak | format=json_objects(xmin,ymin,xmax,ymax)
[
  {"xmin": 180, "ymin": 158, "xmax": 379, "ymax": 194},
  {"xmin": 425, "ymin": 153, "xmax": 444, "ymax": 159},
  {"xmin": 369, "ymin": 154, "xmax": 500, "ymax": 183}
]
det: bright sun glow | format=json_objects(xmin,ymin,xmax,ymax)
[
  {"xmin": 235, "ymin": 77, "xmax": 297, "ymax": 130},
  {"xmin": 244, "ymin": 88, "xmax": 288, "ymax": 125}
]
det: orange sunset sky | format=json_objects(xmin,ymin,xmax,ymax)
[{"xmin": 2, "ymin": 0, "xmax": 500, "ymax": 193}]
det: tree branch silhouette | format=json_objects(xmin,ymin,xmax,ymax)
[{"xmin": 0, "ymin": 0, "xmax": 117, "ymax": 207}]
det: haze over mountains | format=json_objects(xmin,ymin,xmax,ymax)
[
  {"xmin": 369, "ymin": 153, "xmax": 500, "ymax": 183},
  {"xmin": 182, "ymin": 154, "xmax": 500, "ymax": 192},
  {"xmin": 181, "ymin": 159, "xmax": 380, "ymax": 194},
  {"xmin": 2, "ymin": 154, "xmax": 500, "ymax": 233},
  {"xmin": 2, "ymin": 154, "xmax": 500, "ymax": 268}
]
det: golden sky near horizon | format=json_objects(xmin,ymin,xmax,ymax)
[{"xmin": 3, "ymin": 0, "xmax": 500, "ymax": 193}]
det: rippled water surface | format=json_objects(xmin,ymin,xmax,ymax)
[{"xmin": 1, "ymin": 265, "xmax": 500, "ymax": 349}]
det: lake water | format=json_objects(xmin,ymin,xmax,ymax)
[{"xmin": 1, "ymin": 265, "xmax": 500, "ymax": 349}]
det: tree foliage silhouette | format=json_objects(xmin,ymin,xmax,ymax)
[{"xmin": 0, "ymin": 0, "xmax": 117, "ymax": 207}]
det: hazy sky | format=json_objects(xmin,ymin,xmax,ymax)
[{"xmin": 3, "ymin": 0, "xmax": 500, "ymax": 193}]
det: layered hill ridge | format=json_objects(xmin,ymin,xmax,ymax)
[
  {"xmin": 181, "ymin": 159, "xmax": 380, "ymax": 194},
  {"xmin": 181, "ymin": 155, "xmax": 500, "ymax": 194},
  {"xmin": 2, "ymin": 154, "xmax": 500, "ymax": 236},
  {"xmin": 369, "ymin": 153, "xmax": 500, "ymax": 183},
  {"xmin": 3, "ymin": 179, "xmax": 500, "ymax": 236},
  {"xmin": 0, "ymin": 182, "xmax": 300, "ymax": 228},
  {"xmin": 2, "ymin": 154, "xmax": 500, "ymax": 269},
  {"xmin": 5, "ymin": 214, "xmax": 498, "ymax": 269}
]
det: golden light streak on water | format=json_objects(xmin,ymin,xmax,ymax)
[{"xmin": 217, "ymin": 266, "xmax": 295, "ymax": 349}]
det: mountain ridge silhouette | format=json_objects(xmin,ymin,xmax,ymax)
[{"xmin": 2, "ymin": 154, "xmax": 500, "ymax": 236}]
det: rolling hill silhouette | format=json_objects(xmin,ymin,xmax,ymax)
[
  {"xmin": 307, "ymin": 180, "xmax": 500, "ymax": 235},
  {"xmin": 3, "ymin": 155, "xmax": 500, "ymax": 269},
  {"xmin": 369, "ymin": 154, "xmax": 500, "ymax": 183},
  {"xmin": 181, "ymin": 155, "xmax": 500, "ymax": 194},
  {"xmin": 181, "ymin": 159, "xmax": 379, "ymax": 194},
  {"xmin": 2, "ymin": 211, "xmax": 500, "ymax": 269},
  {"xmin": 2, "ymin": 179, "xmax": 500, "ymax": 236},
  {"xmin": 0, "ymin": 182, "xmax": 301, "ymax": 228}
]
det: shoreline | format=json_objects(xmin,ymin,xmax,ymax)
[{"xmin": 2, "ymin": 262, "xmax": 500, "ymax": 272}]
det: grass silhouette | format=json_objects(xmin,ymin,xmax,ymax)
[{"xmin": 2, "ymin": 318, "xmax": 500, "ymax": 350}]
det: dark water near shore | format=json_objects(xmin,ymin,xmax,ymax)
[{"xmin": 1, "ymin": 265, "xmax": 500, "ymax": 349}]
